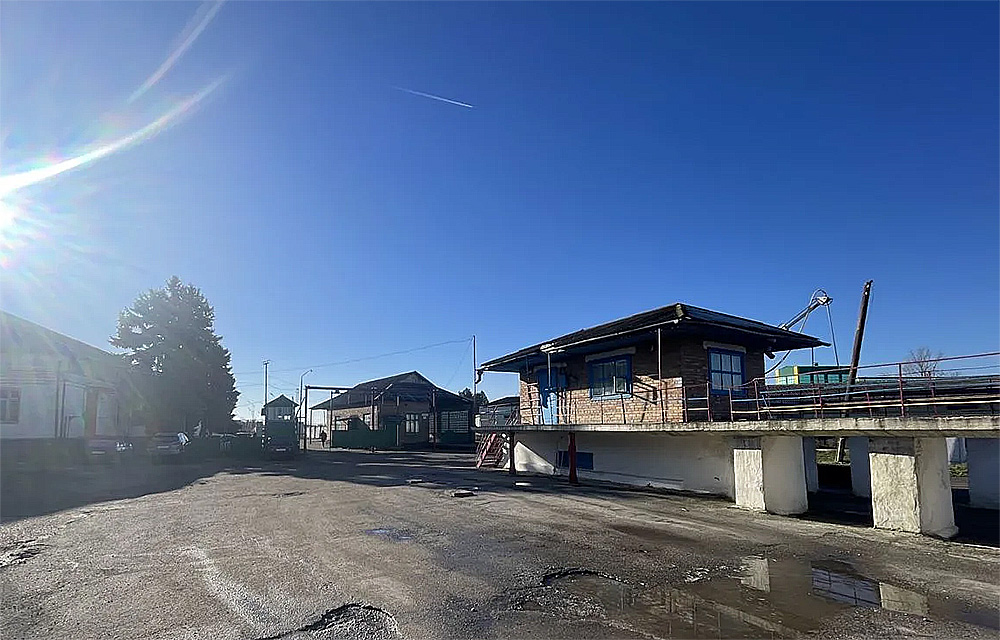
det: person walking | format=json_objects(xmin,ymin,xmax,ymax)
[{"xmin": 319, "ymin": 430, "xmax": 328, "ymax": 448}]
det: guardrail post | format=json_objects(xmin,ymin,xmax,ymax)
[
  {"xmin": 898, "ymin": 363, "xmax": 906, "ymax": 417},
  {"xmin": 754, "ymin": 379, "xmax": 762, "ymax": 421},
  {"xmin": 682, "ymin": 385, "xmax": 688, "ymax": 422},
  {"xmin": 706, "ymin": 382, "xmax": 712, "ymax": 422}
]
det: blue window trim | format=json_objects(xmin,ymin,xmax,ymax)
[
  {"xmin": 708, "ymin": 348, "xmax": 746, "ymax": 397},
  {"xmin": 588, "ymin": 355, "xmax": 633, "ymax": 400}
]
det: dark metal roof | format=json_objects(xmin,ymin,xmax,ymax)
[
  {"xmin": 309, "ymin": 371, "xmax": 471, "ymax": 411},
  {"xmin": 486, "ymin": 395, "xmax": 520, "ymax": 407},
  {"xmin": 480, "ymin": 303, "xmax": 826, "ymax": 373},
  {"xmin": 263, "ymin": 394, "xmax": 297, "ymax": 409}
]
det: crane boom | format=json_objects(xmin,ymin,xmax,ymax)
[{"xmin": 780, "ymin": 289, "xmax": 832, "ymax": 331}]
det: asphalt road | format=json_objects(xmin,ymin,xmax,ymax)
[{"xmin": 1, "ymin": 449, "xmax": 998, "ymax": 639}]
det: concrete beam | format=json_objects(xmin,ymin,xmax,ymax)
[
  {"xmin": 733, "ymin": 436, "xmax": 808, "ymax": 516},
  {"xmin": 869, "ymin": 438, "xmax": 957, "ymax": 539},
  {"xmin": 479, "ymin": 415, "xmax": 1000, "ymax": 438},
  {"xmin": 966, "ymin": 438, "xmax": 999, "ymax": 510}
]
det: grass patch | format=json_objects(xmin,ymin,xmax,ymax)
[{"xmin": 816, "ymin": 448, "xmax": 850, "ymax": 465}]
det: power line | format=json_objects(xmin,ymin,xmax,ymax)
[
  {"xmin": 443, "ymin": 338, "xmax": 475, "ymax": 389},
  {"xmin": 232, "ymin": 337, "xmax": 472, "ymax": 377}
]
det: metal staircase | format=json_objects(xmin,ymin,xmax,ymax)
[{"xmin": 476, "ymin": 432, "xmax": 509, "ymax": 469}]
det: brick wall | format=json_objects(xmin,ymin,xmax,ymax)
[{"xmin": 517, "ymin": 337, "xmax": 767, "ymax": 425}]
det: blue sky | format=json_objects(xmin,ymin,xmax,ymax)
[{"xmin": 2, "ymin": 2, "xmax": 997, "ymax": 419}]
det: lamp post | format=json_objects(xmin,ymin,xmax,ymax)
[{"xmin": 299, "ymin": 369, "xmax": 313, "ymax": 450}]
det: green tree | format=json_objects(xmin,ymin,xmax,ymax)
[
  {"xmin": 111, "ymin": 276, "xmax": 238, "ymax": 434},
  {"xmin": 459, "ymin": 387, "xmax": 488, "ymax": 409}
]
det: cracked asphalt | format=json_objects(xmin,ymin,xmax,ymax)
[{"xmin": 1, "ymin": 449, "xmax": 998, "ymax": 639}]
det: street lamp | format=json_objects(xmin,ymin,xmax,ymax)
[{"xmin": 299, "ymin": 369, "xmax": 313, "ymax": 449}]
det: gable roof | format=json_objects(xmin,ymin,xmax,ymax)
[
  {"xmin": 1, "ymin": 311, "xmax": 117, "ymax": 362},
  {"xmin": 263, "ymin": 394, "xmax": 298, "ymax": 409},
  {"xmin": 480, "ymin": 302, "xmax": 826, "ymax": 373},
  {"xmin": 309, "ymin": 371, "xmax": 470, "ymax": 411},
  {"xmin": 0, "ymin": 311, "xmax": 123, "ymax": 380}
]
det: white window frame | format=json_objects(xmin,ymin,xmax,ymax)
[
  {"xmin": 1, "ymin": 387, "xmax": 20, "ymax": 424},
  {"xmin": 405, "ymin": 413, "xmax": 420, "ymax": 434}
]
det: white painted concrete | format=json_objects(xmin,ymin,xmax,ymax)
[
  {"xmin": 966, "ymin": 438, "xmax": 999, "ymax": 510},
  {"xmin": 761, "ymin": 436, "xmax": 809, "ymax": 515},
  {"xmin": 802, "ymin": 437, "xmax": 818, "ymax": 493},
  {"xmin": 869, "ymin": 437, "xmax": 957, "ymax": 538},
  {"xmin": 513, "ymin": 432, "xmax": 736, "ymax": 497},
  {"xmin": 946, "ymin": 437, "xmax": 967, "ymax": 463},
  {"xmin": 733, "ymin": 438, "xmax": 765, "ymax": 511},
  {"xmin": 732, "ymin": 436, "xmax": 808, "ymax": 515},
  {"xmin": 848, "ymin": 437, "xmax": 871, "ymax": 498}
]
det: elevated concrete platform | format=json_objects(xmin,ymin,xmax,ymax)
[{"xmin": 484, "ymin": 415, "xmax": 999, "ymax": 438}]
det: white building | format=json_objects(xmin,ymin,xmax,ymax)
[{"xmin": 1, "ymin": 311, "xmax": 125, "ymax": 459}]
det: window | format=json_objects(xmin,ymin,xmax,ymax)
[
  {"xmin": 405, "ymin": 413, "xmax": 420, "ymax": 433},
  {"xmin": 440, "ymin": 411, "xmax": 468, "ymax": 432},
  {"xmin": 588, "ymin": 357, "xmax": 631, "ymax": 398},
  {"xmin": 557, "ymin": 450, "xmax": 594, "ymax": 470},
  {"xmin": 0, "ymin": 387, "xmax": 19, "ymax": 424},
  {"xmin": 709, "ymin": 349, "xmax": 744, "ymax": 394}
]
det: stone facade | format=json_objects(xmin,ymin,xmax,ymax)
[{"xmin": 517, "ymin": 337, "xmax": 766, "ymax": 426}]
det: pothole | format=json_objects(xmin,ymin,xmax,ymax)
[
  {"xmin": 258, "ymin": 603, "xmax": 401, "ymax": 640},
  {"xmin": 364, "ymin": 528, "xmax": 414, "ymax": 542},
  {"xmin": 0, "ymin": 539, "xmax": 45, "ymax": 568},
  {"xmin": 508, "ymin": 560, "xmax": 1000, "ymax": 638}
]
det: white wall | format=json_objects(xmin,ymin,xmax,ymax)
[
  {"xmin": 514, "ymin": 431, "xmax": 735, "ymax": 497},
  {"xmin": 0, "ymin": 381, "xmax": 57, "ymax": 439}
]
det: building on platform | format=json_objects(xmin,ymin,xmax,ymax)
[
  {"xmin": 476, "ymin": 302, "xmax": 1000, "ymax": 538},
  {"xmin": 0, "ymin": 311, "xmax": 127, "ymax": 462},
  {"xmin": 476, "ymin": 302, "xmax": 824, "ymax": 498},
  {"xmin": 262, "ymin": 394, "xmax": 297, "ymax": 423},
  {"xmin": 309, "ymin": 371, "xmax": 474, "ymax": 449}
]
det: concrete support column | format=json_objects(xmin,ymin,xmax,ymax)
[
  {"xmin": 848, "ymin": 437, "xmax": 871, "ymax": 498},
  {"xmin": 733, "ymin": 436, "xmax": 808, "ymax": 515},
  {"xmin": 803, "ymin": 437, "xmax": 819, "ymax": 493},
  {"xmin": 869, "ymin": 437, "xmax": 957, "ymax": 538},
  {"xmin": 966, "ymin": 438, "xmax": 999, "ymax": 510}
]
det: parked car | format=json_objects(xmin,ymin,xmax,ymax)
[
  {"xmin": 87, "ymin": 437, "xmax": 134, "ymax": 464},
  {"xmin": 148, "ymin": 432, "xmax": 190, "ymax": 463}
]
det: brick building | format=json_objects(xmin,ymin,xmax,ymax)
[
  {"xmin": 476, "ymin": 303, "xmax": 823, "ymax": 495},
  {"xmin": 310, "ymin": 371, "xmax": 474, "ymax": 449}
]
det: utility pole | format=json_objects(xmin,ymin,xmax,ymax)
[
  {"xmin": 263, "ymin": 360, "xmax": 270, "ymax": 414},
  {"xmin": 837, "ymin": 280, "xmax": 874, "ymax": 461},
  {"xmin": 472, "ymin": 334, "xmax": 477, "ymax": 404}
]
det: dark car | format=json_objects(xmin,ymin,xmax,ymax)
[
  {"xmin": 87, "ymin": 437, "xmax": 134, "ymax": 464},
  {"xmin": 148, "ymin": 432, "xmax": 190, "ymax": 463}
]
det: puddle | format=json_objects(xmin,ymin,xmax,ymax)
[
  {"xmin": 364, "ymin": 528, "xmax": 414, "ymax": 542},
  {"xmin": 511, "ymin": 558, "xmax": 999, "ymax": 638}
]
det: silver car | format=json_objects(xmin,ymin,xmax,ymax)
[{"xmin": 148, "ymin": 432, "xmax": 190, "ymax": 463}]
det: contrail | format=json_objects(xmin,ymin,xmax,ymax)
[
  {"xmin": 0, "ymin": 78, "xmax": 225, "ymax": 196},
  {"xmin": 128, "ymin": 0, "xmax": 225, "ymax": 104},
  {"xmin": 394, "ymin": 87, "xmax": 475, "ymax": 109}
]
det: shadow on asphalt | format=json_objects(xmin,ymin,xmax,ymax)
[{"xmin": 2, "ymin": 448, "xmax": 997, "ymax": 548}]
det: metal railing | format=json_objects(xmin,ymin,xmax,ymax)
[
  {"xmin": 505, "ymin": 352, "xmax": 1000, "ymax": 426},
  {"xmin": 705, "ymin": 352, "xmax": 1000, "ymax": 422}
]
